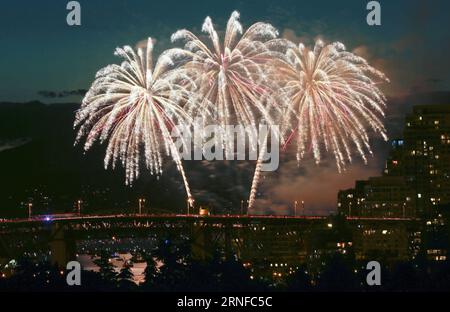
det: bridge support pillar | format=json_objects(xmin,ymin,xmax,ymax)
[
  {"xmin": 191, "ymin": 222, "xmax": 212, "ymax": 262},
  {"xmin": 0, "ymin": 236, "xmax": 11, "ymax": 266},
  {"xmin": 224, "ymin": 223, "xmax": 233, "ymax": 260},
  {"xmin": 49, "ymin": 223, "xmax": 76, "ymax": 268}
]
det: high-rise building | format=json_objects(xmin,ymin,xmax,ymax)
[
  {"xmin": 338, "ymin": 176, "xmax": 414, "ymax": 218},
  {"xmin": 338, "ymin": 104, "xmax": 450, "ymax": 218},
  {"xmin": 402, "ymin": 105, "xmax": 450, "ymax": 216}
]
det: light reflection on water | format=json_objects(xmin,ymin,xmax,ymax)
[
  {"xmin": 77, "ymin": 253, "xmax": 152, "ymax": 284},
  {"xmin": 76, "ymin": 236, "xmax": 169, "ymax": 284}
]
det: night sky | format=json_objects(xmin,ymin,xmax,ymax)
[
  {"xmin": 1, "ymin": 0, "xmax": 450, "ymax": 101},
  {"xmin": 1, "ymin": 0, "xmax": 450, "ymax": 214}
]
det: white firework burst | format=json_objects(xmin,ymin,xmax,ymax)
[
  {"xmin": 171, "ymin": 11, "xmax": 282, "ymax": 147},
  {"xmin": 278, "ymin": 40, "xmax": 389, "ymax": 172},
  {"xmin": 74, "ymin": 38, "xmax": 196, "ymax": 201}
]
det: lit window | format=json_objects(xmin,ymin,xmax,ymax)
[{"xmin": 417, "ymin": 193, "xmax": 422, "ymax": 199}]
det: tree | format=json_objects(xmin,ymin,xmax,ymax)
[
  {"xmin": 142, "ymin": 256, "xmax": 158, "ymax": 290},
  {"xmin": 317, "ymin": 254, "xmax": 358, "ymax": 291},
  {"xmin": 151, "ymin": 239, "xmax": 189, "ymax": 291},
  {"xmin": 94, "ymin": 251, "xmax": 117, "ymax": 287},
  {"xmin": 286, "ymin": 266, "xmax": 312, "ymax": 291},
  {"xmin": 117, "ymin": 263, "xmax": 135, "ymax": 290}
]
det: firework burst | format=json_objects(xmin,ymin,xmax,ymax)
[
  {"xmin": 73, "ymin": 14, "xmax": 389, "ymax": 214},
  {"xmin": 171, "ymin": 11, "xmax": 281, "ymax": 146},
  {"xmin": 74, "ymin": 38, "xmax": 196, "ymax": 201},
  {"xmin": 172, "ymin": 11, "xmax": 289, "ymax": 212},
  {"xmin": 248, "ymin": 39, "xmax": 389, "ymax": 211},
  {"xmin": 278, "ymin": 40, "xmax": 389, "ymax": 171}
]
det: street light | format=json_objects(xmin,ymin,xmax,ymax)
[
  {"xmin": 301, "ymin": 201, "xmax": 305, "ymax": 216},
  {"xmin": 138, "ymin": 198, "xmax": 146, "ymax": 215},
  {"xmin": 240, "ymin": 200, "xmax": 244, "ymax": 215},
  {"xmin": 294, "ymin": 201, "xmax": 298, "ymax": 217},
  {"xmin": 77, "ymin": 199, "xmax": 83, "ymax": 216},
  {"xmin": 28, "ymin": 202, "xmax": 32, "ymax": 219},
  {"xmin": 187, "ymin": 197, "xmax": 195, "ymax": 215}
]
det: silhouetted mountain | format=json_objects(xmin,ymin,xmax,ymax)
[{"xmin": 0, "ymin": 101, "xmax": 188, "ymax": 217}]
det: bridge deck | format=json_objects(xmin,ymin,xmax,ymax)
[{"xmin": 0, "ymin": 213, "xmax": 416, "ymax": 227}]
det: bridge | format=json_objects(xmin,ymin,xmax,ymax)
[
  {"xmin": 0, "ymin": 214, "xmax": 419, "ymax": 278},
  {"xmin": 0, "ymin": 213, "xmax": 328, "ymax": 225}
]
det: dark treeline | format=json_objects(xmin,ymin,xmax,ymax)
[{"xmin": 1, "ymin": 239, "xmax": 450, "ymax": 292}]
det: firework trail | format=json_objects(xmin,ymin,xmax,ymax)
[
  {"xmin": 74, "ymin": 38, "xmax": 196, "ymax": 203},
  {"xmin": 172, "ymin": 11, "xmax": 288, "ymax": 213},
  {"xmin": 171, "ymin": 11, "xmax": 281, "ymax": 149},
  {"xmin": 248, "ymin": 39, "xmax": 389, "ymax": 211}
]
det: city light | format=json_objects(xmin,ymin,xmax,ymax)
[{"xmin": 1, "ymin": 1, "xmax": 450, "ymax": 295}]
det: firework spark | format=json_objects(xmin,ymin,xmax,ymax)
[
  {"xmin": 172, "ymin": 11, "xmax": 288, "ymax": 212},
  {"xmin": 279, "ymin": 40, "xmax": 389, "ymax": 170},
  {"xmin": 249, "ymin": 39, "xmax": 389, "ymax": 210},
  {"xmin": 73, "ymin": 13, "xmax": 389, "ymax": 215},
  {"xmin": 171, "ymin": 11, "xmax": 281, "ymax": 147},
  {"xmin": 74, "ymin": 38, "xmax": 196, "ymax": 202}
]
